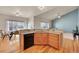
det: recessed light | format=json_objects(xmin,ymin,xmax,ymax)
[
  {"xmin": 55, "ymin": 13, "xmax": 61, "ymax": 19},
  {"xmin": 15, "ymin": 10, "xmax": 21, "ymax": 16}
]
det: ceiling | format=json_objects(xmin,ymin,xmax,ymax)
[
  {"xmin": 0, "ymin": 6, "xmax": 55, "ymax": 17},
  {"xmin": 35, "ymin": 6, "xmax": 78, "ymax": 20},
  {"xmin": 0, "ymin": 6, "xmax": 78, "ymax": 20}
]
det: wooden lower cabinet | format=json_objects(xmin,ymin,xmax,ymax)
[
  {"xmin": 20, "ymin": 31, "xmax": 62, "ymax": 51},
  {"xmin": 34, "ymin": 33, "xmax": 41, "ymax": 45},
  {"xmin": 34, "ymin": 37, "xmax": 42, "ymax": 44},
  {"xmin": 34, "ymin": 33, "xmax": 62, "ymax": 49},
  {"xmin": 34, "ymin": 33, "xmax": 48, "ymax": 45},
  {"xmin": 48, "ymin": 33, "xmax": 62, "ymax": 49},
  {"xmin": 20, "ymin": 31, "xmax": 24, "ymax": 51},
  {"xmin": 41, "ymin": 33, "xmax": 48, "ymax": 45}
]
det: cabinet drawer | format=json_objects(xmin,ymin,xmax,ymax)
[
  {"xmin": 34, "ymin": 40, "xmax": 41, "ymax": 44},
  {"xmin": 49, "ymin": 41, "xmax": 59, "ymax": 48},
  {"xmin": 42, "ymin": 36, "xmax": 48, "ymax": 39},
  {"xmin": 34, "ymin": 36, "xmax": 42, "ymax": 44},
  {"xmin": 42, "ymin": 33, "xmax": 48, "ymax": 36},
  {"xmin": 34, "ymin": 37, "xmax": 41, "ymax": 40},
  {"xmin": 49, "ymin": 36, "xmax": 59, "ymax": 38},
  {"xmin": 34, "ymin": 37, "xmax": 41, "ymax": 43},
  {"xmin": 41, "ymin": 39, "xmax": 48, "ymax": 44},
  {"xmin": 49, "ymin": 37, "xmax": 59, "ymax": 41},
  {"xmin": 34, "ymin": 33, "xmax": 41, "ymax": 36},
  {"xmin": 49, "ymin": 39, "xmax": 59, "ymax": 43},
  {"xmin": 49, "ymin": 34, "xmax": 59, "ymax": 38}
]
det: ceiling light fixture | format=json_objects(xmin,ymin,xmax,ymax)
[
  {"xmin": 57, "ymin": 15, "xmax": 61, "ymax": 19},
  {"xmin": 38, "ymin": 6, "xmax": 45, "ymax": 10},
  {"xmin": 14, "ymin": 9, "xmax": 22, "ymax": 16},
  {"xmin": 55, "ymin": 13, "xmax": 61, "ymax": 19}
]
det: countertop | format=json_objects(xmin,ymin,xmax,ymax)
[{"xmin": 20, "ymin": 30, "xmax": 63, "ymax": 35}]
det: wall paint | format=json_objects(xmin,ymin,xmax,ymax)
[
  {"xmin": 0, "ymin": 14, "xmax": 28, "ymax": 32},
  {"xmin": 28, "ymin": 16, "xmax": 34, "ymax": 29},
  {"xmin": 34, "ymin": 17, "xmax": 51, "ymax": 29},
  {"xmin": 52, "ymin": 9, "xmax": 78, "ymax": 33},
  {"xmin": 78, "ymin": 8, "xmax": 79, "ymax": 28}
]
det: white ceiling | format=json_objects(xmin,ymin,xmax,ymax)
[
  {"xmin": 35, "ymin": 6, "xmax": 78, "ymax": 20},
  {"xmin": 0, "ymin": 6, "xmax": 55, "ymax": 17},
  {"xmin": 0, "ymin": 6, "xmax": 78, "ymax": 20}
]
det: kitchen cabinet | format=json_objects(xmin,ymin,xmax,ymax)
[
  {"xmin": 48, "ymin": 33, "xmax": 62, "ymax": 49},
  {"xmin": 20, "ymin": 30, "xmax": 63, "ymax": 51},
  {"xmin": 34, "ymin": 33, "xmax": 42, "ymax": 45},
  {"xmin": 41, "ymin": 33, "xmax": 48, "ymax": 45},
  {"xmin": 34, "ymin": 32, "xmax": 62, "ymax": 49},
  {"xmin": 34, "ymin": 33, "xmax": 48, "ymax": 45}
]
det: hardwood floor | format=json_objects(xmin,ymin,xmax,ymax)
[
  {"xmin": 63, "ymin": 39, "xmax": 79, "ymax": 53},
  {"xmin": 0, "ymin": 34, "xmax": 79, "ymax": 53},
  {"xmin": 23, "ymin": 39, "xmax": 79, "ymax": 53},
  {"xmin": 22, "ymin": 45, "xmax": 63, "ymax": 53},
  {"xmin": 0, "ymin": 35, "xmax": 20, "ymax": 53}
]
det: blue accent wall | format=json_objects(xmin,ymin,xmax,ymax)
[{"xmin": 52, "ymin": 9, "xmax": 78, "ymax": 33}]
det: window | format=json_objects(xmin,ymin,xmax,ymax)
[
  {"xmin": 28, "ymin": 23, "xmax": 33, "ymax": 29},
  {"xmin": 40, "ymin": 22, "xmax": 49, "ymax": 29},
  {"xmin": 7, "ymin": 20, "xmax": 27, "ymax": 32}
]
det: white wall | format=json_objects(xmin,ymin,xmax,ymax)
[
  {"xmin": 28, "ymin": 16, "xmax": 34, "ymax": 29},
  {"xmin": 34, "ymin": 17, "xmax": 41, "ymax": 29},
  {"xmin": 34, "ymin": 16, "xmax": 51, "ymax": 29},
  {"xmin": 0, "ymin": 14, "xmax": 28, "ymax": 32}
]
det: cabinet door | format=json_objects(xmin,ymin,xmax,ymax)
[
  {"xmin": 34, "ymin": 33, "xmax": 42, "ymax": 44},
  {"xmin": 48, "ymin": 33, "xmax": 59, "ymax": 49},
  {"xmin": 41, "ymin": 33, "xmax": 48, "ymax": 45},
  {"xmin": 34, "ymin": 37, "xmax": 42, "ymax": 44}
]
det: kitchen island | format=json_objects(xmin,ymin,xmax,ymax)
[{"xmin": 19, "ymin": 29, "xmax": 63, "ymax": 52}]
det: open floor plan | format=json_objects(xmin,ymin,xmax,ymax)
[{"xmin": 0, "ymin": 6, "xmax": 79, "ymax": 53}]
